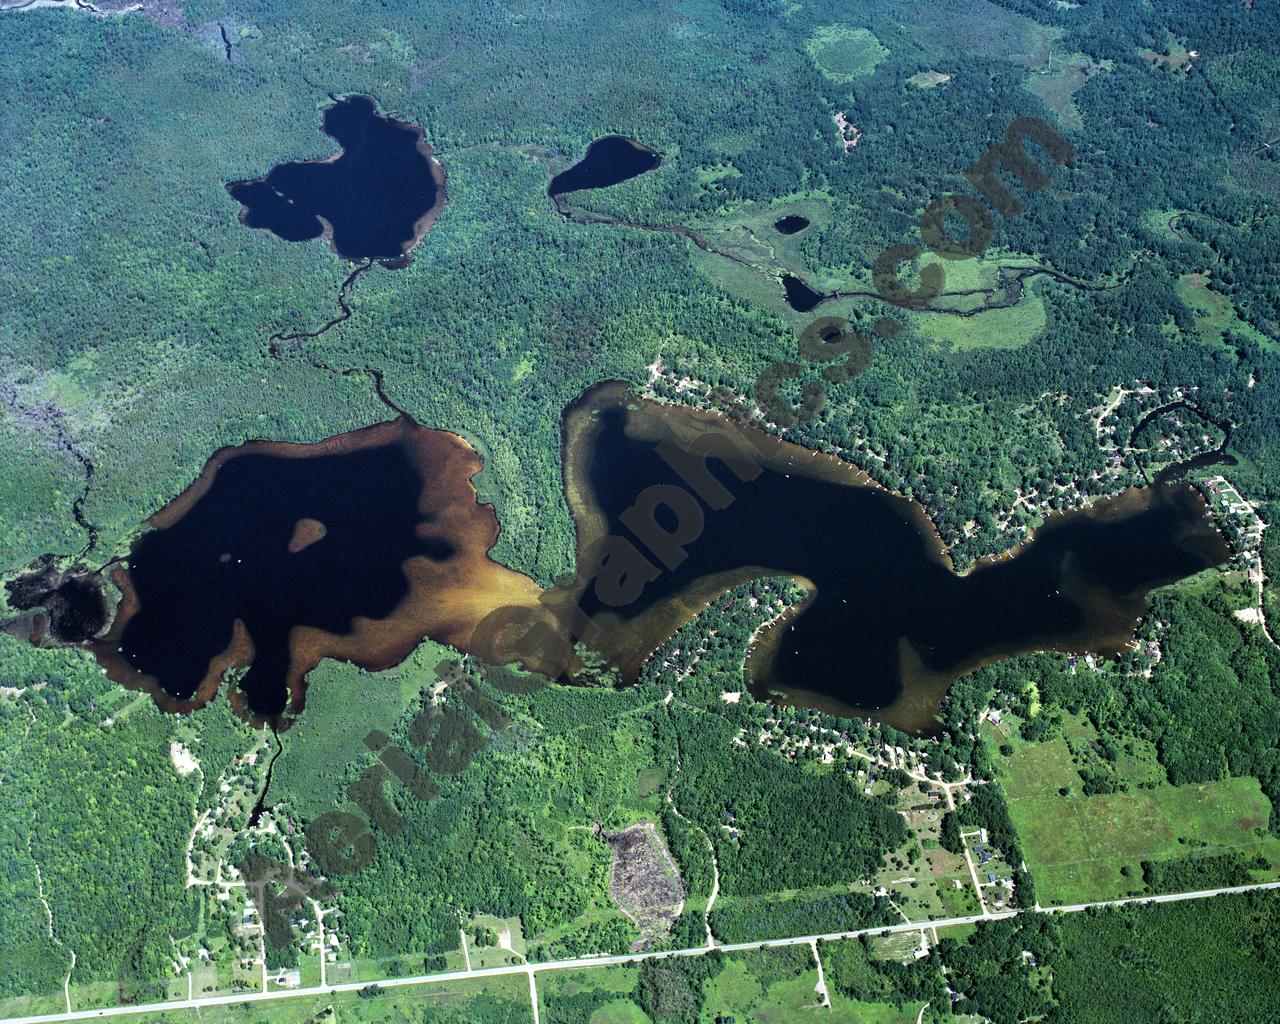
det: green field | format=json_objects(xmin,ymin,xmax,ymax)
[
  {"xmin": 1175, "ymin": 271, "xmax": 1277, "ymax": 352},
  {"xmin": 911, "ymin": 289, "xmax": 1048, "ymax": 351},
  {"xmin": 59, "ymin": 976, "xmax": 533, "ymax": 1024},
  {"xmin": 1023, "ymin": 54, "xmax": 1112, "ymax": 131},
  {"xmin": 990, "ymin": 720, "xmax": 1280, "ymax": 904},
  {"xmin": 907, "ymin": 70, "xmax": 952, "ymax": 88},
  {"xmin": 536, "ymin": 945, "xmax": 927, "ymax": 1024},
  {"xmin": 805, "ymin": 25, "xmax": 889, "ymax": 81}
]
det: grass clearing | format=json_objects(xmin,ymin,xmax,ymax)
[
  {"xmin": 870, "ymin": 931, "xmax": 924, "ymax": 961},
  {"xmin": 827, "ymin": 997, "xmax": 923, "ymax": 1023},
  {"xmin": 1175, "ymin": 271, "xmax": 1277, "ymax": 352},
  {"xmin": 990, "ymin": 718, "xmax": 1280, "ymax": 903},
  {"xmin": 806, "ymin": 26, "xmax": 889, "ymax": 82},
  {"xmin": 912, "ymin": 289, "xmax": 1047, "ymax": 351},
  {"xmin": 907, "ymin": 70, "xmax": 951, "ymax": 88},
  {"xmin": 1023, "ymin": 54, "xmax": 1110, "ymax": 131},
  {"xmin": 586, "ymin": 1000, "xmax": 649, "ymax": 1023},
  {"xmin": 465, "ymin": 914, "xmax": 528, "ymax": 969},
  {"xmin": 1139, "ymin": 32, "xmax": 1195, "ymax": 74},
  {"xmin": 918, "ymin": 249, "xmax": 1043, "ymax": 303}
]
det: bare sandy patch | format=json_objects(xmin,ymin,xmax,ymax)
[
  {"xmin": 170, "ymin": 741, "xmax": 199, "ymax": 776},
  {"xmin": 287, "ymin": 518, "xmax": 328, "ymax": 554}
]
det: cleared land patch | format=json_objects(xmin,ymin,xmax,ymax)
[
  {"xmin": 602, "ymin": 822, "xmax": 685, "ymax": 949},
  {"xmin": 991, "ymin": 721, "xmax": 1280, "ymax": 903},
  {"xmin": 1024, "ymin": 54, "xmax": 1111, "ymax": 131},
  {"xmin": 1139, "ymin": 32, "xmax": 1195, "ymax": 74},
  {"xmin": 1175, "ymin": 271, "xmax": 1276, "ymax": 352},
  {"xmin": 907, "ymin": 70, "xmax": 951, "ymax": 88},
  {"xmin": 806, "ymin": 25, "xmax": 889, "ymax": 82}
]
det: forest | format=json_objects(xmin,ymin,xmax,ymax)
[
  {"xmin": 2, "ymin": 0, "xmax": 1279, "ymax": 1013},
  {"xmin": 3, "ymin": 0, "xmax": 1279, "ymax": 587},
  {"xmin": 938, "ymin": 576, "xmax": 1280, "ymax": 834}
]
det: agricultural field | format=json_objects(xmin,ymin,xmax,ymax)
[
  {"xmin": 536, "ymin": 944, "xmax": 930, "ymax": 1024},
  {"xmin": 985, "ymin": 712, "xmax": 1280, "ymax": 904}
]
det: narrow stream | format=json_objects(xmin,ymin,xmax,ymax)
[{"xmin": 248, "ymin": 727, "xmax": 283, "ymax": 827}]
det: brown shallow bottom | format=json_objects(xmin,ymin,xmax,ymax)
[
  {"xmin": 91, "ymin": 417, "xmax": 541, "ymax": 727},
  {"xmin": 81, "ymin": 381, "xmax": 1228, "ymax": 734},
  {"xmin": 545, "ymin": 381, "xmax": 1229, "ymax": 734}
]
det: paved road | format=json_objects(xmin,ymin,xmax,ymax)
[{"xmin": 6, "ymin": 880, "xmax": 1280, "ymax": 1024}]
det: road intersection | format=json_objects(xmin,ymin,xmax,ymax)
[{"xmin": 6, "ymin": 879, "xmax": 1280, "ymax": 1024}]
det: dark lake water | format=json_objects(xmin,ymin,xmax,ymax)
[
  {"xmin": 84, "ymin": 385, "xmax": 1230, "ymax": 732},
  {"xmin": 552, "ymin": 383, "xmax": 1230, "ymax": 731},
  {"xmin": 774, "ymin": 215, "xmax": 810, "ymax": 235},
  {"xmin": 548, "ymin": 135, "xmax": 661, "ymax": 195},
  {"xmin": 782, "ymin": 273, "xmax": 825, "ymax": 312},
  {"xmin": 1130, "ymin": 400, "xmax": 1237, "ymax": 485},
  {"xmin": 227, "ymin": 95, "xmax": 444, "ymax": 263},
  {"xmin": 5, "ymin": 556, "xmax": 107, "ymax": 643},
  {"xmin": 95, "ymin": 420, "xmax": 537, "ymax": 723}
]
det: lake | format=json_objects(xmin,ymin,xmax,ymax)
[
  {"xmin": 775, "ymin": 215, "xmax": 810, "ymax": 235},
  {"xmin": 94, "ymin": 419, "xmax": 538, "ymax": 723},
  {"xmin": 548, "ymin": 135, "xmax": 661, "ymax": 195},
  {"xmin": 227, "ymin": 95, "xmax": 445, "ymax": 263},
  {"xmin": 83, "ymin": 384, "xmax": 1230, "ymax": 732},
  {"xmin": 547, "ymin": 382, "xmax": 1230, "ymax": 732},
  {"xmin": 781, "ymin": 273, "xmax": 825, "ymax": 312}
]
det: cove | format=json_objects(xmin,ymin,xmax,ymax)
[
  {"xmin": 540, "ymin": 382, "xmax": 1229, "ymax": 733},
  {"xmin": 227, "ymin": 95, "xmax": 445, "ymax": 263},
  {"xmin": 548, "ymin": 135, "xmax": 661, "ymax": 196},
  {"xmin": 1129, "ymin": 400, "xmax": 1237, "ymax": 485},
  {"xmin": 94, "ymin": 419, "xmax": 538, "ymax": 724}
]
